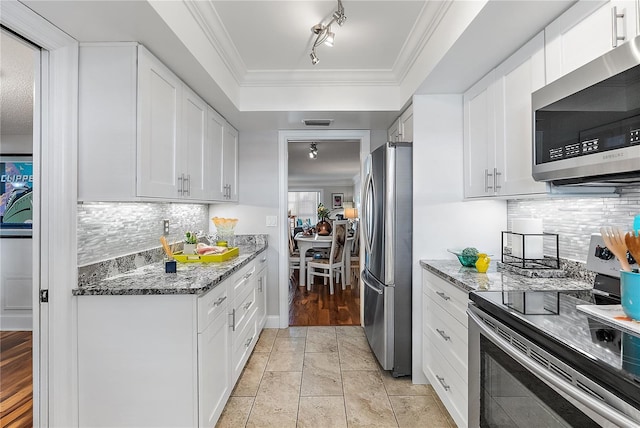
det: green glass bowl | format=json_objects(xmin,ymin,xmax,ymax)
[{"xmin": 447, "ymin": 249, "xmax": 479, "ymax": 267}]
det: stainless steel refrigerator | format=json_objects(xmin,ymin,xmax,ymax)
[{"xmin": 362, "ymin": 141, "xmax": 412, "ymax": 377}]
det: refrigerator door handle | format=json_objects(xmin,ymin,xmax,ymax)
[
  {"xmin": 363, "ymin": 172, "xmax": 376, "ymax": 255},
  {"xmin": 365, "ymin": 279, "xmax": 384, "ymax": 295}
]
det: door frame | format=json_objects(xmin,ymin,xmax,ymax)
[
  {"xmin": 1, "ymin": 1, "xmax": 78, "ymax": 426},
  {"xmin": 277, "ymin": 130, "xmax": 370, "ymax": 328}
]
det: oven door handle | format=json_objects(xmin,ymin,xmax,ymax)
[{"xmin": 468, "ymin": 308, "xmax": 640, "ymax": 428}]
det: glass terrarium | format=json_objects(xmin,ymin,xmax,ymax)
[{"xmin": 212, "ymin": 217, "xmax": 238, "ymax": 247}]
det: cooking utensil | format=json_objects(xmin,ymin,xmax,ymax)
[
  {"xmin": 600, "ymin": 226, "xmax": 632, "ymax": 271},
  {"xmin": 625, "ymin": 231, "xmax": 640, "ymax": 266},
  {"xmin": 160, "ymin": 236, "xmax": 173, "ymax": 259}
]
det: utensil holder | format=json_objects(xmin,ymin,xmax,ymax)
[
  {"xmin": 621, "ymin": 270, "xmax": 640, "ymax": 320},
  {"xmin": 501, "ymin": 231, "xmax": 560, "ymax": 269}
]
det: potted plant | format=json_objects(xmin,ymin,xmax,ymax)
[
  {"xmin": 316, "ymin": 203, "xmax": 332, "ymax": 235},
  {"xmin": 183, "ymin": 231, "xmax": 198, "ymax": 255}
]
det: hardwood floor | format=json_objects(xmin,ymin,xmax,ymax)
[
  {"xmin": 0, "ymin": 331, "xmax": 32, "ymax": 428},
  {"xmin": 288, "ymin": 271, "xmax": 360, "ymax": 326}
]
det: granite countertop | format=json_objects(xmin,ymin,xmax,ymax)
[
  {"xmin": 420, "ymin": 259, "xmax": 593, "ymax": 294},
  {"xmin": 73, "ymin": 242, "xmax": 267, "ymax": 296}
]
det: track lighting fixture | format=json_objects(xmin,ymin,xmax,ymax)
[
  {"xmin": 310, "ymin": 0, "xmax": 346, "ymax": 65},
  {"xmin": 309, "ymin": 142, "xmax": 318, "ymax": 159}
]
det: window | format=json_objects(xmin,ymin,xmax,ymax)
[{"xmin": 288, "ymin": 191, "xmax": 320, "ymax": 226}]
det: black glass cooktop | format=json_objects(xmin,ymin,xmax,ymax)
[{"xmin": 470, "ymin": 289, "xmax": 640, "ymax": 410}]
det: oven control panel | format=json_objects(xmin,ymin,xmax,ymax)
[{"xmin": 587, "ymin": 234, "xmax": 637, "ymax": 278}]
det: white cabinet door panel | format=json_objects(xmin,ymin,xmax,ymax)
[
  {"xmin": 182, "ymin": 87, "xmax": 207, "ymax": 200},
  {"xmin": 137, "ymin": 46, "xmax": 182, "ymax": 199}
]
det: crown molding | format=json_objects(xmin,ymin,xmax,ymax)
[{"xmin": 185, "ymin": 0, "xmax": 451, "ymax": 89}]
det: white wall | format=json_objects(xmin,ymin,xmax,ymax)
[
  {"xmin": 1, "ymin": 134, "xmax": 32, "ymax": 153},
  {"xmin": 412, "ymin": 94, "xmax": 506, "ymax": 383},
  {"xmin": 209, "ymin": 130, "xmax": 280, "ymax": 325},
  {"xmin": 0, "ymin": 238, "xmax": 32, "ymax": 330}
]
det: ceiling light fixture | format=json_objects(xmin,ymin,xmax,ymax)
[
  {"xmin": 309, "ymin": 0, "xmax": 346, "ymax": 65},
  {"xmin": 309, "ymin": 142, "xmax": 318, "ymax": 159}
]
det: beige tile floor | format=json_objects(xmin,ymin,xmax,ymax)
[{"xmin": 216, "ymin": 326, "xmax": 456, "ymax": 428}]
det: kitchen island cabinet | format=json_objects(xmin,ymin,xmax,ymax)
[
  {"xmin": 75, "ymin": 246, "xmax": 267, "ymax": 427},
  {"xmin": 78, "ymin": 42, "xmax": 238, "ymax": 203}
]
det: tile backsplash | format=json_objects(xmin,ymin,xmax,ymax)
[
  {"xmin": 508, "ymin": 187, "xmax": 640, "ymax": 262},
  {"xmin": 78, "ymin": 202, "xmax": 209, "ymax": 266}
]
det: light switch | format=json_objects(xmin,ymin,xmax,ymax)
[{"xmin": 266, "ymin": 215, "xmax": 277, "ymax": 227}]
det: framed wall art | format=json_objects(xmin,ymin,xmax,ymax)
[
  {"xmin": 331, "ymin": 193, "xmax": 344, "ymax": 209},
  {"xmin": 1, "ymin": 155, "xmax": 33, "ymax": 236}
]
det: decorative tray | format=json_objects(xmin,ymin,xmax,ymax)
[{"xmin": 172, "ymin": 247, "xmax": 239, "ymax": 263}]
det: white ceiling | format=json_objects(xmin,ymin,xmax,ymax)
[
  {"xmin": 9, "ymin": 0, "xmax": 575, "ymax": 183},
  {"xmin": 20, "ymin": 0, "xmax": 576, "ymax": 131},
  {"xmin": 288, "ymin": 139, "xmax": 360, "ymax": 187},
  {"xmin": 0, "ymin": 30, "xmax": 36, "ymax": 136}
]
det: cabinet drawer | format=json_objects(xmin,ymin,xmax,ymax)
[
  {"xmin": 423, "ymin": 294, "xmax": 468, "ymax": 380},
  {"xmin": 423, "ymin": 271, "xmax": 468, "ymax": 327},
  {"xmin": 423, "ymin": 333, "xmax": 468, "ymax": 428},
  {"xmin": 231, "ymin": 310, "xmax": 257, "ymax": 383},
  {"xmin": 231, "ymin": 263, "xmax": 256, "ymax": 299},
  {"xmin": 232, "ymin": 286, "xmax": 256, "ymax": 335},
  {"xmin": 197, "ymin": 283, "xmax": 228, "ymax": 332}
]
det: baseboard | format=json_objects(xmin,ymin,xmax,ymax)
[
  {"xmin": 0, "ymin": 315, "xmax": 33, "ymax": 331},
  {"xmin": 264, "ymin": 315, "xmax": 280, "ymax": 329}
]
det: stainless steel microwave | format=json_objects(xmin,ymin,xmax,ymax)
[{"xmin": 532, "ymin": 36, "xmax": 640, "ymax": 185}]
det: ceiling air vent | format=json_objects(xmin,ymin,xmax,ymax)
[{"xmin": 302, "ymin": 119, "xmax": 333, "ymax": 127}]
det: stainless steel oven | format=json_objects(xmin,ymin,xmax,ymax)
[
  {"xmin": 467, "ymin": 234, "xmax": 640, "ymax": 427},
  {"xmin": 468, "ymin": 303, "xmax": 640, "ymax": 427}
]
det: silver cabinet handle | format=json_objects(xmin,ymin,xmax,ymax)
[
  {"xmin": 184, "ymin": 174, "xmax": 190, "ymax": 196},
  {"xmin": 257, "ymin": 277, "xmax": 263, "ymax": 292},
  {"xmin": 243, "ymin": 271, "xmax": 253, "ymax": 280},
  {"xmin": 485, "ymin": 169, "xmax": 493, "ymax": 192},
  {"xmin": 229, "ymin": 308, "xmax": 236, "ymax": 331},
  {"xmin": 436, "ymin": 328, "xmax": 451, "ymax": 341},
  {"xmin": 435, "ymin": 375, "xmax": 450, "ymax": 391},
  {"xmin": 177, "ymin": 174, "xmax": 184, "ymax": 195},
  {"xmin": 435, "ymin": 291, "xmax": 450, "ymax": 301},
  {"xmin": 612, "ymin": 6, "xmax": 626, "ymax": 48},
  {"xmin": 243, "ymin": 301, "xmax": 253, "ymax": 310},
  {"xmin": 260, "ymin": 257, "xmax": 267, "ymax": 263},
  {"xmin": 213, "ymin": 296, "xmax": 227, "ymax": 307},
  {"xmin": 245, "ymin": 336, "xmax": 254, "ymax": 348},
  {"xmin": 494, "ymin": 167, "xmax": 501, "ymax": 191}
]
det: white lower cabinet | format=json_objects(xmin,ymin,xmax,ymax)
[
  {"xmin": 422, "ymin": 269, "xmax": 469, "ymax": 428},
  {"xmin": 77, "ymin": 255, "xmax": 267, "ymax": 427}
]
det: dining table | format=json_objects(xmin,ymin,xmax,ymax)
[{"xmin": 294, "ymin": 232, "xmax": 354, "ymax": 288}]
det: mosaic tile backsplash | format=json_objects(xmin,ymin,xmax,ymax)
[
  {"xmin": 508, "ymin": 187, "xmax": 640, "ymax": 263},
  {"xmin": 77, "ymin": 202, "xmax": 209, "ymax": 266}
]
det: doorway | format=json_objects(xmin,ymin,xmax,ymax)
[
  {"xmin": 0, "ymin": 26, "xmax": 39, "ymax": 427},
  {"xmin": 278, "ymin": 131, "xmax": 370, "ymax": 329}
]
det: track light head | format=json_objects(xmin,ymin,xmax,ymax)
[
  {"xmin": 310, "ymin": 50, "xmax": 319, "ymax": 65},
  {"xmin": 309, "ymin": 0, "xmax": 346, "ymax": 65}
]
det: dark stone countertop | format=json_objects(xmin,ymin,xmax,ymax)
[
  {"xmin": 419, "ymin": 259, "xmax": 593, "ymax": 294},
  {"xmin": 73, "ymin": 242, "xmax": 267, "ymax": 296}
]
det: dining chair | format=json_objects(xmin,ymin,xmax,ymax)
[
  {"xmin": 307, "ymin": 220, "xmax": 348, "ymax": 294},
  {"xmin": 289, "ymin": 232, "xmax": 311, "ymax": 283},
  {"xmin": 349, "ymin": 223, "xmax": 360, "ymax": 285}
]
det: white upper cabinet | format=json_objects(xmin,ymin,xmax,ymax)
[
  {"xmin": 463, "ymin": 70, "xmax": 496, "ymax": 198},
  {"xmin": 494, "ymin": 33, "xmax": 548, "ymax": 196},
  {"xmin": 137, "ymin": 47, "xmax": 182, "ymax": 199},
  {"xmin": 464, "ymin": 33, "xmax": 547, "ymax": 198},
  {"xmin": 545, "ymin": 0, "xmax": 639, "ymax": 83},
  {"xmin": 78, "ymin": 43, "xmax": 238, "ymax": 203},
  {"xmin": 222, "ymin": 125, "xmax": 239, "ymax": 202},
  {"xmin": 387, "ymin": 104, "xmax": 413, "ymax": 142},
  {"xmin": 181, "ymin": 86, "xmax": 209, "ymax": 200}
]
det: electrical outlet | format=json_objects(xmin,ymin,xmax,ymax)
[{"xmin": 163, "ymin": 219, "xmax": 170, "ymax": 235}]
